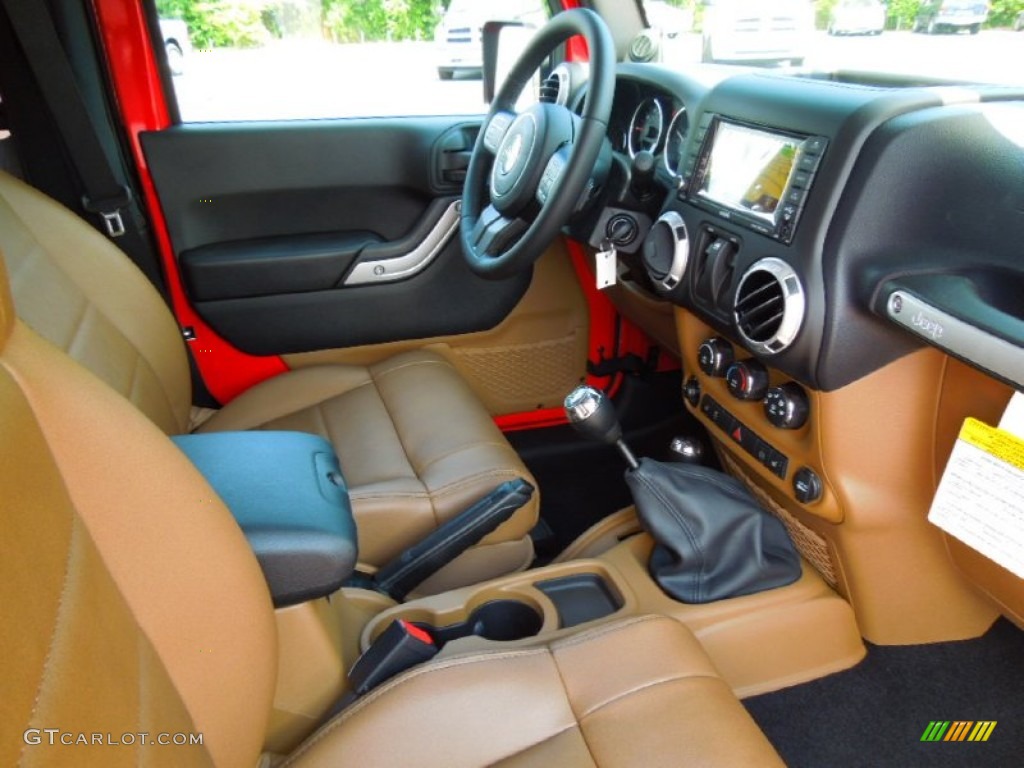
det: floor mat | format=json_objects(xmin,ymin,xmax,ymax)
[{"xmin": 744, "ymin": 618, "xmax": 1024, "ymax": 768}]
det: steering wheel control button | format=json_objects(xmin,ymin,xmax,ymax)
[
  {"xmin": 697, "ymin": 337, "xmax": 734, "ymax": 377},
  {"xmin": 483, "ymin": 112, "xmax": 514, "ymax": 153},
  {"xmin": 764, "ymin": 382, "xmax": 810, "ymax": 430},
  {"xmin": 683, "ymin": 376, "xmax": 701, "ymax": 407},
  {"xmin": 793, "ymin": 467, "xmax": 823, "ymax": 504},
  {"xmin": 725, "ymin": 359, "xmax": 769, "ymax": 401}
]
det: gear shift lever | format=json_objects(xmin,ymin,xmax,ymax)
[{"xmin": 564, "ymin": 385, "xmax": 639, "ymax": 469}]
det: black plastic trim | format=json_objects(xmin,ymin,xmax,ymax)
[
  {"xmin": 193, "ymin": 238, "xmax": 531, "ymax": 355},
  {"xmin": 534, "ymin": 573, "xmax": 623, "ymax": 628},
  {"xmin": 181, "ymin": 230, "xmax": 379, "ymax": 301}
]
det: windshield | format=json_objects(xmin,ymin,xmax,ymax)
[{"xmin": 642, "ymin": 0, "xmax": 1024, "ymax": 87}]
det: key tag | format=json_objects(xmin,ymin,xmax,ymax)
[{"xmin": 596, "ymin": 239, "xmax": 617, "ymax": 290}]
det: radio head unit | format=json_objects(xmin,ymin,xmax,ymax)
[{"xmin": 686, "ymin": 115, "xmax": 827, "ymax": 243}]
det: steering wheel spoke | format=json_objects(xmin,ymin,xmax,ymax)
[
  {"xmin": 469, "ymin": 205, "xmax": 530, "ymax": 256},
  {"xmin": 483, "ymin": 111, "xmax": 516, "ymax": 154}
]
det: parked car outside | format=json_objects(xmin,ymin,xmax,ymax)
[
  {"xmin": 913, "ymin": 0, "xmax": 990, "ymax": 34},
  {"xmin": 645, "ymin": 0, "xmax": 695, "ymax": 38},
  {"xmin": 701, "ymin": 0, "xmax": 814, "ymax": 65},
  {"xmin": 158, "ymin": 18, "xmax": 192, "ymax": 76},
  {"xmin": 434, "ymin": 0, "xmax": 547, "ymax": 80},
  {"xmin": 828, "ymin": 0, "xmax": 886, "ymax": 35}
]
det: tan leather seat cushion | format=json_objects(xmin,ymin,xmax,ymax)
[
  {"xmin": 198, "ymin": 350, "xmax": 539, "ymax": 566},
  {"xmin": 285, "ymin": 615, "xmax": 785, "ymax": 768}
]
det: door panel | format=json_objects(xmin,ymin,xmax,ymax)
[
  {"xmin": 141, "ymin": 119, "xmax": 531, "ymax": 354},
  {"xmin": 283, "ymin": 241, "xmax": 590, "ymax": 415}
]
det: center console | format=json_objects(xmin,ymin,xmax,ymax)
[{"xmin": 361, "ymin": 536, "xmax": 864, "ymax": 698}]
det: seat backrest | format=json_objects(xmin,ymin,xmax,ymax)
[
  {"xmin": 0, "ymin": 254, "xmax": 276, "ymax": 767},
  {"xmin": 0, "ymin": 171, "xmax": 191, "ymax": 434}
]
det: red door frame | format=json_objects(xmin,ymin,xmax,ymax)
[{"xmin": 91, "ymin": 0, "xmax": 287, "ymax": 404}]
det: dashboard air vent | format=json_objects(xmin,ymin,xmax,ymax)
[
  {"xmin": 734, "ymin": 257, "xmax": 805, "ymax": 355},
  {"xmin": 539, "ymin": 66, "xmax": 568, "ymax": 105},
  {"xmin": 539, "ymin": 73, "xmax": 560, "ymax": 103}
]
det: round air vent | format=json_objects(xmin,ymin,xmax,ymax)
[
  {"xmin": 539, "ymin": 65, "xmax": 569, "ymax": 105},
  {"xmin": 628, "ymin": 30, "xmax": 660, "ymax": 63},
  {"xmin": 641, "ymin": 211, "xmax": 688, "ymax": 291},
  {"xmin": 733, "ymin": 257, "xmax": 805, "ymax": 355}
]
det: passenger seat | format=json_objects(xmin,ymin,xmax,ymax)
[
  {"xmin": 0, "ymin": 170, "xmax": 538, "ymax": 589},
  {"xmin": 0, "ymin": 252, "xmax": 783, "ymax": 765}
]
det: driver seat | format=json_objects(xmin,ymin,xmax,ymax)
[{"xmin": 0, "ymin": 170, "xmax": 538, "ymax": 590}]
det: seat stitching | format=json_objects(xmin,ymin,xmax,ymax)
[
  {"xmin": 347, "ymin": 468, "xmax": 526, "ymax": 502},
  {"xmin": 482, "ymin": 723, "xmax": 588, "ymax": 768},
  {"xmin": 367, "ymin": 364, "xmax": 436, "ymax": 527},
  {"xmin": 314, "ymin": 402, "xmax": 336, "ymax": 446},
  {"xmin": 61, "ymin": 296, "xmax": 93, "ymax": 357},
  {"xmin": 18, "ymin": 519, "xmax": 78, "ymax": 767},
  {"xmin": 416, "ymin": 441, "xmax": 518, "ymax": 474},
  {"xmin": 371, "ymin": 358, "xmax": 452, "ymax": 380},
  {"xmin": 548, "ymin": 642, "xmax": 602, "ymax": 767},
  {"xmin": 282, "ymin": 648, "xmax": 549, "ymax": 766},
  {"xmin": 136, "ymin": 627, "xmax": 147, "ymax": 766},
  {"xmin": 578, "ymin": 673, "xmax": 722, "ymax": 720},
  {"xmin": 227, "ymin": 375, "xmax": 375, "ymax": 433},
  {"xmin": 65, "ymin": 301, "xmax": 95, "ymax": 360},
  {"xmin": 2, "ymin": 200, "xmax": 185, "ymax": 420},
  {"xmin": 550, "ymin": 614, "xmax": 670, "ymax": 651},
  {"xmin": 429, "ymin": 469, "xmax": 525, "ymax": 499}
]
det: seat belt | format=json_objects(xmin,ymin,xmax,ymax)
[{"xmin": 0, "ymin": 0, "xmax": 132, "ymax": 239}]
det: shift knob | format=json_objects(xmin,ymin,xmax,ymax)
[
  {"xmin": 564, "ymin": 385, "xmax": 638, "ymax": 469},
  {"xmin": 564, "ymin": 384, "xmax": 622, "ymax": 444}
]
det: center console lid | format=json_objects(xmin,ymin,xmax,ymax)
[{"xmin": 173, "ymin": 431, "xmax": 357, "ymax": 607}]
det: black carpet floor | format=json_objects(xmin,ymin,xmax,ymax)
[{"xmin": 744, "ymin": 618, "xmax": 1024, "ymax": 768}]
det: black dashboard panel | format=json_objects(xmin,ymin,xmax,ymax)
[{"xmin": 596, "ymin": 63, "xmax": 1024, "ymax": 392}]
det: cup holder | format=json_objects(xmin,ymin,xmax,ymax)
[{"xmin": 417, "ymin": 600, "xmax": 543, "ymax": 646}]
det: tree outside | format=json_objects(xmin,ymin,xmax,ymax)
[
  {"xmin": 156, "ymin": 0, "xmax": 443, "ymax": 49},
  {"xmin": 157, "ymin": 0, "xmax": 1024, "ymax": 50}
]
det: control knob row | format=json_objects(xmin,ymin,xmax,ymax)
[{"xmin": 696, "ymin": 337, "xmax": 809, "ymax": 429}]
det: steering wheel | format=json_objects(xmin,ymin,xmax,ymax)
[{"xmin": 460, "ymin": 8, "xmax": 615, "ymax": 279}]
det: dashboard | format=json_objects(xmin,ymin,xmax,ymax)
[
  {"xmin": 562, "ymin": 60, "xmax": 1024, "ymax": 644},
  {"xmin": 574, "ymin": 63, "xmax": 1024, "ymax": 396}
]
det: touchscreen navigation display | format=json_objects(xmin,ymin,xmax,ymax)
[{"xmin": 696, "ymin": 121, "xmax": 801, "ymax": 223}]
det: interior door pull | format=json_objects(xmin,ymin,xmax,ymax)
[{"xmin": 344, "ymin": 199, "xmax": 461, "ymax": 286}]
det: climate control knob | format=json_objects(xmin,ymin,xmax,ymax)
[
  {"xmin": 764, "ymin": 382, "xmax": 810, "ymax": 430},
  {"xmin": 725, "ymin": 360, "xmax": 769, "ymax": 401},
  {"xmin": 697, "ymin": 338, "xmax": 734, "ymax": 378}
]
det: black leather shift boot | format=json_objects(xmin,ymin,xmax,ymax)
[{"xmin": 625, "ymin": 458, "xmax": 801, "ymax": 603}]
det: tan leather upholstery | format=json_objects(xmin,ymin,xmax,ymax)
[
  {"xmin": 286, "ymin": 615, "xmax": 784, "ymax": 768},
  {"xmin": 0, "ymin": 171, "xmax": 191, "ymax": 434},
  {"xmin": 0, "ymin": 170, "xmax": 538, "ymax": 581},
  {"xmin": 0, "ymin": 257, "xmax": 277, "ymax": 768},
  {"xmin": 2, "ymin": 248, "xmax": 783, "ymax": 768},
  {"xmin": 199, "ymin": 350, "xmax": 538, "ymax": 566}
]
